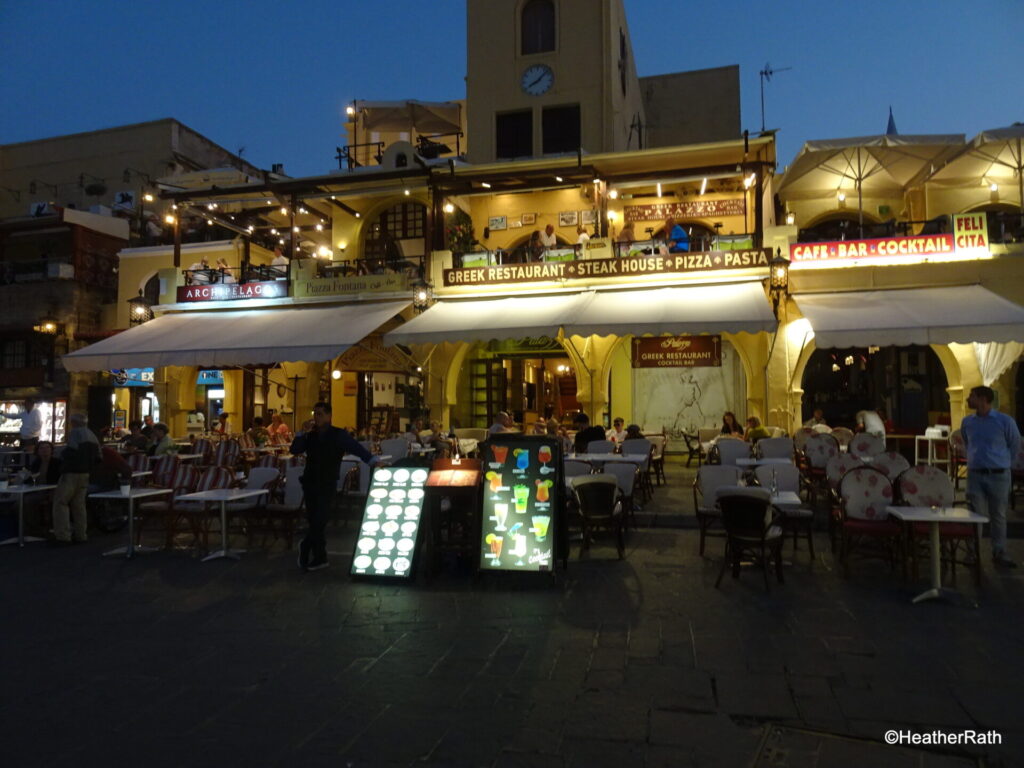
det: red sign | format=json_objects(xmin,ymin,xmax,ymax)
[
  {"xmin": 789, "ymin": 234, "xmax": 955, "ymax": 263},
  {"xmin": 631, "ymin": 336, "xmax": 721, "ymax": 368},
  {"xmin": 176, "ymin": 281, "xmax": 289, "ymax": 302}
]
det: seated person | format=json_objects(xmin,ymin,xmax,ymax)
[
  {"xmin": 188, "ymin": 256, "xmax": 213, "ymax": 284},
  {"xmin": 246, "ymin": 417, "xmax": 270, "ymax": 445},
  {"xmin": 270, "ymin": 247, "xmax": 289, "ymax": 278},
  {"xmin": 149, "ymin": 423, "xmax": 175, "ymax": 456},
  {"xmin": 488, "ymin": 412, "xmax": 512, "ymax": 435},
  {"xmin": 121, "ymin": 420, "xmax": 150, "ymax": 452},
  {"xmin": 214, "ymin": 412, "xmax": 230, "ymax": 435},
  {"xmin": 744, "ymin": 416, "xmax": 771, "ymax": 443},
  {"xmin": 624, "ymin": 424, "xmax": 644, "ymax": 441},
  {"xmin": 404, "ymin": 418, "xmax": 424, "ymax": 444},
  {"xmin": 216, "ymin": 258, "xmax": 236, "ymax": 284},
  {"xmin": 28, "ymin": 440, "xmax": 62, "ymax": 485},
  {"xmin": 92, "ymin": 446, "xmax": 133, "ymax": 492},
  {"xmin": 606, "ymin": 417, "xmax": 627, "ymax": 443},
  {"xmin": 572, "ymin": 413, "xmax": 606, "ymax": 454},
  {"xmin": 803, "ymin": 408, "xmax": 828, "ymax": 428},
  {"xmin": 531, "ymin": 421, "xmax": 548, "ymax": 435},
  {"xmin": 268, "ymin": 413, "xmax": 292, "ymax": 442},
  {"xmin": 664, "ymin": 216, "xmax": 689, "ymax": 253},
  {"xmin": 539, "ymin": 224, "xmax": 558, "ymax": 249},
  {"xmin": 720, "ymin": 411, "xmax": 744, "ymax": 437}
]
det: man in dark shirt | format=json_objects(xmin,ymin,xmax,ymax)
[
  {"xmin": 290, "ymin": 401, "xmax": 377, "ymax": 571},
  {"xmin": 573, "ymin": 413, "xmax": 606, "ymax": 455}
]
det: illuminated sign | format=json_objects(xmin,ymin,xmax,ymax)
[
  {"xmin": 480, "ymin": 436, "xmax": 561, "ymax": 572},
  {"xmin": 176, "ymin": 281, "xmax": 288, "ymax": 302},
  {"xmin": 111, "ymin": 368, "xmax": 154, "ymax": 387},
  {"xmin": 351, "ymin": 466, "xmax": 429, "ymax": 578},
  {"xmin": 443, "ymin": 249, "xmax": 770, "ymax": 287},
  {"xmin": 632, "ymin": 335, "xmax": 721, "ymax": 368},
  {"xmin": 292, "ymin": 273, "xmax": 410, "ymax": 298},
  {"xmin": 623, "ymin": 199, "xmax": 746, "ymax": 223}
]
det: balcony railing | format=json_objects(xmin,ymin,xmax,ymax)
[{"xmin": 0, "ymin": 258, "xmax": 75, "ymax": 284}]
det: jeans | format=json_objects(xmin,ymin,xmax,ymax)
[
  {"xmin": 966, "ymin": 470, "xmax": 1011, "ymax": 556},
  {"xmin": 301, "ymin": 481, "xmax": 333, "ymax": 562}
]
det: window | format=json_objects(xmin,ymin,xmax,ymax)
[
  {"xmin": 496, "ymin": 110, "xmax": 533, "ymax": 159},
  {"xmin": 542, "ymin": 104, "xmax": 580, "ymax": 155},
  {"xmin": 3, "ymin": 340, "xmax": 27, "ymax": 369},
  {"xmin": 364, "ymin": 202, "xmax": 426, "ymax": 261},
  {"xmin": 521, "ymin": 0, "xmax": 555, "ymax": 54}
]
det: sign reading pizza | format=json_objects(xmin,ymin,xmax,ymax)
[
  {"xmin": 624, "ymin": 199, "xmax": 746, "ymax": 223},
  {"xmin": 631, "ymin": 335, "xmax": 721, "ymax": 368},
  {"xmin": 443, "ymin": 249, "xmax": 770, "ymax": 287},
  {"xmin": 176, "ymin": 281, "xmax": 289, "ymax": 302}
]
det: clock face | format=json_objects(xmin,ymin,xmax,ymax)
[{"xmin": 521, "ymin": 64, "xmax": 554, "ymax": 96}]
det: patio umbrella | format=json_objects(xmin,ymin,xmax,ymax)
[
  {"xmin": 926, "ymin": 124, "xmax": 1024, "ymax": 215},
  {"xmin": 357, "ymin": 100, "xmax": 462, "ymax": 135},
  {"xmin": 777, "ymin": 134, "xmax": 964, "ymax": 237}
]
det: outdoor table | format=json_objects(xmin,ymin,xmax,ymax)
[
  {"xmin": 0, "ymin": 484, "xmax": 56, "ymax": 546},
  {"xmin": 410, "ymin": 446, "xmax": 436, "ymax": 455},
  {"xmin": 131, "ymin": 471, "xmax": 152, "ymax": 480},
  {"xmin": 571, "ymin": 453, "xmax": 648, "ymax": 467},
  {"xmin": 770, "ymin": 491, "xmax": 802, "ymax": 507},
  {"xmin": 885, "ymin": 505, "xmax": 988, "ymax": 604},
  {"xmin": 736, "ymin": 457, "xmax": 793, "ymax": 467},
  {"xmin": 240, "ymin": 446, "xmax": 278, "ymax": 453},
  {"xmin": 148, "ymin": 453, "xmax": 204, "ymax": 463},
  {"xmin": 89, "ymin": 487, "xmax": 172, "ymax": 558},
  {"xmin": 176, "ymin": 488, "xmax": 268, "ymax": 562}
]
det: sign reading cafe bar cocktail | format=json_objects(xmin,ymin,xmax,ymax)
[{"xmin": 443, "ymin": 249, "xmax": 770, "ymax": 287}]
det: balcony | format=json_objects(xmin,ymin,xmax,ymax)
[{"xmin": 0, "ymin": 258, "xmax": 75, "ymax": 284}]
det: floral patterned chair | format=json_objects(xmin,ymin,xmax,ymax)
[
  {"xmin": 837, "ymin": 465, "xmax": 902, "ymax": 577},
  {"xmin": 793, "ymin": 427, "xmax": 817, "ymax": 453},
  {"xmin": 947, "ymin": 429, "xmax": 967, "ymax": 491},
  {"xmin": 800, "ymin": 432, "xmax": 839, "ymax": 505},
  {"xmin": 849, "ymin": 433, "xmax": 886, "ymax": 460},
  {"xmin": 871, "ymin": 451, "xmax": 911, "ymax": 480},
  {"xmin": 693, "ymin": 464, "xmax": 743, "ymax": 556},
  {"xmin": 825, "ymin": 454, "xmax": 865, "ymax": 552},
  {"xmin": 831, "ymin": 427, "xmax": 855, "ymax": 450}
]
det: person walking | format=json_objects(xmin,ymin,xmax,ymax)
[
  {"xmin": 290, "ymin": 401, "xmax": 377, "ymax": 571},
  {"xmin": 961, "ymin": 385, "xmax": 1021, "ymax": 569},
  {"xmin": 51, "ymin": 414, "xmax": 100, "ymax": 545}
]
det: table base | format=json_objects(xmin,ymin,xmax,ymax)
[
  {"xmin": 103, "ymin": 544, "xmax": 159, "ymax": 558},
  {"xmin": 202, "ymin": 547, "xmax": 247, "ymax": 562},
  {"xmin": 911, "ymin": 586, "xmax": 978, "ymax": 608},
  {"xmin": 0, "ymin": 535, "xmax": 46, "ymax": 547}
]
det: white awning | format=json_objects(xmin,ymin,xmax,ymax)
[
  {"xmin": 383, "ymin": 282, "xmax": 775, "ymax": 345},
  {"xmin": 564, "ymin": 283, "xmax": 776, "ymax": 336},
  {"xmin": 62, "ymin": 301, "xmax": 409, "ymax": 372},
  {"xmin": 793, "ymin": 286, "xmax": 1024, "ymax": 348}
]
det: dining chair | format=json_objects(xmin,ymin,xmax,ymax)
[
  {"xmin": 264, "ymin": 464, "xmax": 306, "ymax": 550},
  {"xmin": 848, "ymin": 433, "xmax": 886, "ymax": 459},
  {"xmin": 620, "ymin": 438, "xmax": 653, "ymax": 500},
  {"xmin": 693, "ymin": 464, "xmax": 743, "ymax": 555},
  {"xmin": 755, "ymin": 463, "xmax": 814, "ymax": 556},
  {"xmin": 647, "ymin": 433, "xmax": 668, "ymax": 483},
  {"xmin": 586, "ymin": 439, "xmax": 615, "ymax": 455},
  {"xmin": 830, "ymin": 427, "xmax": 855, "ymax": 450},
  {"xmin": 837, "ymin": 466, "xmax": 902, "ymax": 577},
  {"xmin": 135, "ymin": 464, "xmax": 199, "ymax": 547},
  {"xmin": 712, "ymin": 438, "xmax": 751, "ymax": 466},
  {"xmin": 871, "ymin": 451, "xmax": 911, "ymax": 480},
  {"xmin": 947, "ymin": 429, "xmax": 967, "ymax": 491},
  {"xmin": 571, "ymin": 475, "xmax": 624, "ymax": 559},
  {"xmin": 713, "ymin": 486, "xmax": 783, "ymax": 591},
  {"xmin": 380, "ymin": 438, "xmax": 409, "ymax": 460},
  {"xmin": 755, "ymin": 437, "xmax": 794, "ymax": 461},
  {"xmin": 825, "ymin": 453, "xmax": 865, "ymax": 552},
  {"xmin": 601, "ymin": 461, "xmax": 639, "ymax": 528}
]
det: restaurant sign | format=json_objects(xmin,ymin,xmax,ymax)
[
  {"xmin": 631, "ymin": 335, "xmax": 721, "ymax": 368},
  {"xmin": 624, "ymin": 199, "xmax": 746, "ymax": 223},
  {"xmin": 443, "ymin": 249, "xmax": 770, "ymax": 287},
  {"xmin": 176, "ymin": 281, "xmax": 288, "ymax": 302},
  {"xmin": 789, "ymin": 213, "xmax": 990, "ymax": 265},
  {"xmin": 293, "ymin": 272, "xmax": 410, "ymax": 299}
]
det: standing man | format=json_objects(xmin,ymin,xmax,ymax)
[
  {"xmin": 290, "ymin": 401, "xmax": 377, "ymax": 571},
  {"xmin": 664, "ymin": 217, "xmax": 689, "ymax": 253},
  {"xmin": 855, "ymin": 407, "xmax": 886, "ymax": 438},
  {"xmin": 51, "ymin": 414, "xmax": 100, "ymax": 545},
  {"xmin": 961, "ymin": 385, "xmax": 1020, "ymax": 569},
  {"xmin": 7, "ymin": 398, "xmax": 42, "ymax": 450}
]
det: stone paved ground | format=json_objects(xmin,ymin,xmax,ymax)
[{"xmin": 1, "ymin": 457, "xmax": 1021, "ymax": 767}]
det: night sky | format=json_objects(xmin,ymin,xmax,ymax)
[{"xmin": 2, "ymin": 0, "xmax": 1021, "ymax": 176}]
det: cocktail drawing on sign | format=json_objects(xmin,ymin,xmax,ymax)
[
  {"xmin": 490, "ymin": 445, "xmax": 509, "ymax": 468},
  {"xmin": 532, "ymin": 515, "xmax": 550, "ymax": 542},
  {"xmin": 514, "ymin": 448, "xmax": 530, "ymax": 471},
  {"xmin": 486, "ymin": 533, "xmax": 503, "ymax": 567},
  {"xmin": 493, "ymin": 502, "xmax": 509, "ymax": 531},
  {"xmin": 486, "ymin": 470, "xmax": 506, "ymax": 497},
  {"xmin": 535, "ymin": 478, "xmax": 552, "ymax": 503},
  {"xmin": 509, "ymin": 522, "xmax": 527, "ymax": 565},
  {"xmin": 538, "ymin": 445, "xmax": 553, "ymax": 473},
  {"xmin": 513, "ymin": 484, "xmax": 530, "ymax": 514}
]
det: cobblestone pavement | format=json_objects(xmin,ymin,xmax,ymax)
[{"xmin": 1, "ymin": 457, "xmax": 1020, "ymax": 767}]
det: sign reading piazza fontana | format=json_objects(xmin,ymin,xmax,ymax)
[{"xmin": 443, "ymin": 249, "xmax": 770, "ymax": 286}]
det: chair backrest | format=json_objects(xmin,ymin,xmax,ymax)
[
  {"xmin": 245, "ymin": 466, "xmax": 280, "ymax": 490},
  {"xmin": 213, "ymin": 439, "xmax": 240, "ymax": 467},
  {"xmin": 793, "ymin": 427, "xmax": 816, "ymax": 452},
  {"xmin": 601, "ymin": 461, "xmax": 637, "ymax": 495},
  {"xmin": 872, "ymin": 451, "xmax": 910, "ymax": 479},
  {"xmin": 948, "ymin": 429, "xmax": 965, "ymax": 460},
  {"xmin": 126, "ymin": 453, "xmax": 148, "ymax": 473},
  {"xmin": 715, "ymin": 439, "xmax": 751, "ymax": 466},
  {"xmin": 756, "ymin": 437, "xmax": 793, "ymax": 460},
  {"xmin": 897, "ymin": 464, "xmax": 953, "ymax": 507},
  {"xmin": 695, "ymin": 464, "xmax": 743, "ymax": 503},
  {"xmin": 830, "ymin": 427, "xmax": 855, "ymax": 448},
  {"xmin": 646, "ymin": 434, "xmax": 667, "ymax": 458},
  {"xmin": 848, "ymin": 432, "xmax": 885, "ymax": 459},
  {"xmin": 697, "ymin": 427, "xmax": 720, "ymax": 445},
  {"xmin": 803, "ymin": 433, "xmax": 839, "ymax": 468},
  {"xmin": 283, "ymin": 464, "xmax": 305, "ymax": 508},
  {"xmin": 152, "ymin": 454, "xmax": 179, "ymax": 486},
  {"xmin": 826, "ymin": 453, "xmax": 864, "ymax": 490},
  {"xmin": 193, "ymin": 438, "xmax": 212, "ymax": 463},
  {"xmin": 197, "ymin": 466, "xmax": 234, "ymax": 492},
  {"xmin": 453, "ymin": 427, "xmax": 489, "ymax": 442},
  {"xmin": 564, "ymin": 459, "xmax": 592, "ymax": 478},
  {"xmin": 238, "ymin": 432, "xmax": 255, "ymax": 449},
  {"xmin": 169, "ymin": 464, "xmax": 199, "ymax": 497},
  {"xmin": 586, "ymin": 439, "xmax": 615, "ymax": 455},
  {"xmin": 358, "ymin": 440, "xmax": 375, "ymax": 454},
  {"xmin": 715, "ymin": 486, "xmax": 772, "ymax": 536},
  {"xmin": 380, "ymin": 438, "xmax": 409, "ymax": 460},
  {"xmin": 754, "ymin": 463, "xmax": 801, "ymax": 494},
  {"xmin": 338, "ymin": 459, "xmax": 359, "ymax": 491},
  {"xmin": 255, "ymin": 453, "xmax": 278, "ymax": 468},
  {"xmin": 839, "ymin": 466, "xmax": 893, "ymax": 521},
  {"xmin": 620, "ymin": 438, "xmax": 652, "ymax": 463},
  {"xmin": 572, "ymin": 474, "xmax": 620, "ymax": 519}
]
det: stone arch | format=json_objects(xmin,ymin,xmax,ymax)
[{"xmin": 357, "ymin": 194, "xmax": 430, "ymax": 255}]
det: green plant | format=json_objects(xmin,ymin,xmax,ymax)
[{"xmin": 445, "ymin": 207, "xmax": 474, "ymax": 254}]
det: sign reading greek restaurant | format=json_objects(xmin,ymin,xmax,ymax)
[
  {"xmin": 293, "ymin": 272, "xmax": 409, "ymax": 299},
  {"xmin": 176, "ymin": 281, "xmax": 288, "ymax": 303},
  {"xmin": 631, "ymin": 336, "xmax": 721, "ymax": 368},
  {"xmin": 790, "ymin": 212, "xmax": 989, "ymax": 265},
  {"xmin": 624, "ymin": 199, "xmax": 746, "ymax": 223},
  {"xmin": 443, "ymin": 249, "xmax": 770, "ymax": 287}
]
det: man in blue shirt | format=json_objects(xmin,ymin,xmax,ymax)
[
  {"xmin": 664, "ymin": 217, "xmax": 689, "ymax": 253},
  {"xmin": 961, "ymin": 385, "xmax": 1021, "ymax": 568}
]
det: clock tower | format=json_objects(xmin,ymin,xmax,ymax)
[{"xmin": 466, "ymin": 0, "xmax": 645, "ymax": 163}]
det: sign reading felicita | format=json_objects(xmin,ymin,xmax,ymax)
[
  {"xmin": 631, "ymin": 336, "xmax": 721, "ymax": 368},
  {"xmin": 176, "ymin": 281, "xmax": 288, "ymax": 302},
  {"xmin": 443, "ymin": 249, "xmax": 770, "ymax": 287}
]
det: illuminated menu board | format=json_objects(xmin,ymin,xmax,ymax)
[
  {"xmin": 351, "ymin": 466, "xmax": 429, "ymax": 578},
  {"xmin": 480, "ymin": 435, "xmax": 560, "ymax": 572}
]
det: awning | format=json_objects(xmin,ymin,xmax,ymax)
[
  {"xmin": 793, "ymin": 286, "xmax": 1024, "ymax": 348},
  {"xmin": 62, "ymin": 301, "xmax": 409, "ymax": 372},
  {"xmin": 563, "ymin": 283, "xmax": 776, "ymax": 336},
  {"xmin": 383, "ymin": 282, "xmax": 775, "ymax": 345}
]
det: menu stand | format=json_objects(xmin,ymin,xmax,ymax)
[{"xmin": 422, "ymin": 458, "xmax": 483, "ymax": 579}]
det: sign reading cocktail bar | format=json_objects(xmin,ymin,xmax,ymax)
[
  {"xmin": 443, "ymin": 249, "xmax": 770, "ymax": 287},
  {"xmin": 176, "ymin": 281, "xmax": 289, "ymax": 302},
  {"xmin": 631, "ymin": 335, "xmax": 721, "ymax": 368}
]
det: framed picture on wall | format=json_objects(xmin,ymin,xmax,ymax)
[
  {"xmin": 488, "ymin": 215, "xmax": 507, "ymax": 231},
  {"xmin": 580, "ymin": 209, "xmax": 597, "ymax": 225},
  {"xmin": 509, "ymin": 217, "xmax": 523, "ymax": 228},
  {"xmin": 558, "ymin": 210, "xmax": 578, "ymax": 227},
  {"xmin": 522, "ymin": 212, "xmax": 536, "ymax": 225}
]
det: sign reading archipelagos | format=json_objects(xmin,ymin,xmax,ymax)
[
  {"xmin": 443, "ymin": 249, "xmax": 770, "ymax": 287},
  {"xmin": 177, "ymin": 281, "xmax": 288, "ymax": 302}
]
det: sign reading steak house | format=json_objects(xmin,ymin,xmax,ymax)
[
  {"xmin": 176, "ymin": 281, "xmax": 289, "ymax": 303},
  {"xmin": 443, "ymin": 249, "xmax": 770, "ymax": 287}
]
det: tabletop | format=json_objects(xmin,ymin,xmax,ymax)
[
  {"xmin": 89, "ymin": 488, "xmax": 171, "ymax": 501},
  {"xmin": 572, "ymin": 453, "xmax": 648, "ymax": 463},
  {"xmin": 0, "ymin": 483, "xmax": 57, "ymax": 495},
  {"xmin": 132, "ymin": 471, "xmax": 152, "ymax": 478},
  {"xmin": 770, "ymin": 491, "xmax": 802, "ymax": 507},
  {"xmin": 885, "ymin": 505, "xmax": 988, "ymax": 524},
  {"xmin": 736, "ymin": 457, "xmax": 793, "ymax": 467},
  {"xmin": 178, "ymin": 488, "xmax": 269, "ymax": 502}
]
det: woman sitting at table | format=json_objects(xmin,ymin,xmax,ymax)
[
  {"xmin": 121, "ymin": 420, "xmax": 150, "ymax": 452},
  {"xmin": 268, "ymin": 413, "xmax": 292, "ymax": 442},
  {"xmin": 743, "ymin": 416, "xmax": 771, "ymax": 444},
  {"xmin": 28, "ymin": 441, "xmax": 62, "ymax": 485},
  {"xmin": 720, "ymin": 412, "xmax": 744, "ymax": 437},
  {"xmin": 624, "ymin": 424, "xmax": 644, "ymax": 441},
  {"xmin": 246, "ymin": 417, "xmax": 270, "ymax": 446},
  {"xmin": 214, "ymin": 411, "xmax": 230, "ymax": 435}
]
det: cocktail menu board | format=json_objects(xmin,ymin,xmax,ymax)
[
  {"xmin": 479, "ymin": 435, "xmax": 561, "ymax": 572},
  {"xmin": 351, "ymin": 466, "xmax": 429, "ymax": 578}
]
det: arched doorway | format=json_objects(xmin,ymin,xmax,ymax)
[
  {"xmin": 968, "ymin": 202, "xmax": 1024, "ymax": 244},
  {"xmin": 800, "ymin": 345, "xmax": 949, "ymax": 432},
  {"xmin": 652, "ymin": 222, "xmax": 716, "ymax": 252},
  {"xmin": 363, "ymin": 201, "xmax": 427, "ymax": 265}
]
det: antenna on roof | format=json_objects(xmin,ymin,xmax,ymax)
[{"xmin": 759, "ymin": 62, "xmax": 792, "ymax": 133}]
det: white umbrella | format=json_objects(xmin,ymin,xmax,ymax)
[{"xmin": 927, "ymin": 124, "xmax": 1024, "ymax": 215}]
